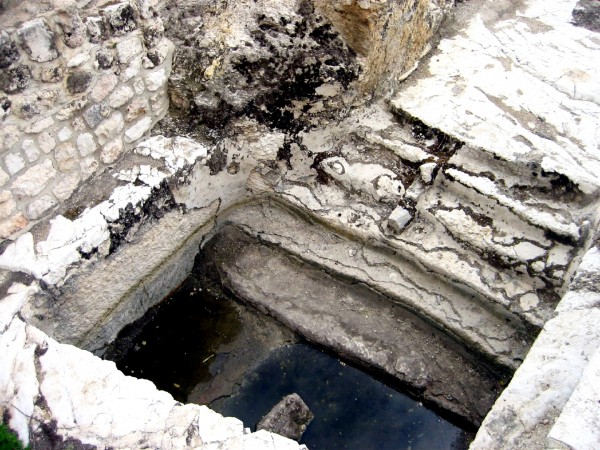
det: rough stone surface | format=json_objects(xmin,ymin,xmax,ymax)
[
  {"xmin": 0, "ymin": 31, "xmax": 19, "ymax": 68},
  {"xmin": 55, "ymin": 143, "xmax": 79, "ymax": 171},
  {"xmin": 100, "ymin": 137, "xmax": 123, "ymax": 164},
  {"xmin": 0, "ymin": 0, "xmax": 598, "ymax": 448},
  {"xmin": 5, "ymin": 153, "xmax": 26, "ymax": 175},
  {"xmin": 95, "ymin": 111, "xmax": 125, "ymax": 145},
  {"xmin": 26, "ymin": 194, "xmax": 57, "ymax": 219},
  {"xmin": 66, "ymin": 71, "xmax": 93, "ymax": 95},
  {"xmin": 116, "ymin": 36, "xmax": 144, "ymax": 64},
  {"xmin": 0, "ymin": 65, "xmax": 32, "ymax": 94},
  {"xmin": 11, "ymin": 160, "xmax": 56, "ymax": 197},
  {"xmin": 76, "ymin": 132, "xmax": 97, "ymax": 157},
  {"xmin": 572, "ymin": 0, "xmax": 600, "ymax": 32},
  {"xmin": 108, "ymin": 84, "xmax": 134, "ymax": 108},
  {"xmin": 124, "ymin": 116, "xmax": 152, "ymax": 143},
  {"xmin": 0, "ymin": 212, "xmax": 27, "ymax": 238},
  {"xmin": 90, "ymin": 73, "xmax": 118, "ymax": 102},
  {"xmin": 17, "ymin": 18, "xmax": 58, "ymax": 62},
  {"xmin": 257, "ymin": 394, "xmax": 314, "ymax": 441},
  {"xmin": 52, "ymin": 171, "xmax": 80, "ymax": 201}
]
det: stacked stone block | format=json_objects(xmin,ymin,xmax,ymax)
[{"xmin": 0, "ymin": 0, "xmax": 173, "ymax": 239}]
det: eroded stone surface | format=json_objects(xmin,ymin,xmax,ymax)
[{"xmin": 257, "ymin": 394, "xmax": 314, "ymax": 441}]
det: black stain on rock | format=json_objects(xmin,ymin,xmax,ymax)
[
  {"xmin": 572, "ymin": 0, "xmax": 600, "ymax": 32},
  {"xmin": 0, "ymin": 65, "xmax": 32, "ymax": 94},
  {"xmin": 66, "ymin": 71, "xmax": 93, "ymax": 94},
  {"xmin": 31, "ymin": 420, "xmax": 97, "ymax": 450},
  {"xmin": 104, "ymin": 4, "xmax": 137, "ymax": 35},
  {"xmin": 107, "ymin": 180, "xmax": 178, "ymax": 254},
  {"xmin": 0, "ymin": 33, "xmax": 20, "ymax": 69}
]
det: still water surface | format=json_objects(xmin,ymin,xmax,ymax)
[{"xmin": 106, "ymin": 275, "xmax": 472, "ymax": 449}]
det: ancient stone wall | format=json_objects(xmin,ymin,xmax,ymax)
[{"xmin": 0, "ymin": 0, "xmax": 172, "ymax": 239}]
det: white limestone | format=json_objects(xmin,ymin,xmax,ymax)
[
  {"xmin": 108, "ymin": 85, "xmax": 135, "ymax": 108},
  {"xmin": 136, "ymin": 135, "xmax": 209, "ymax": 173},
  {"xmin": 547, "ymin": 346, "xmax": 600, "ymax": 450},
  {"xmin": 5, "ymin": 153, "xmax": 25, "ymax": 175},
  {"xmin": 116, "ymin": 36, "xmax": 144, "ymax": 64},
  {"xmin": 17, "ymin": 18, "xmax": 58, "ymax": 62},
  {"xmin": 392, "ymin": 0, "xmax": 600, "ymax": 197},
  {"xmin": 77, "ymin": 132, "xmax": 97, "ymax": 157},
  {"xmin": 95, "ymin": 111, "xmax": 124, "ymax": 145},
  {"xmin": 11, "ymin": 160, "xmax": 56, "ymax": 197},
  {"xmin": 145, "ymin": 67, "xmax": 167, "ymax": 91},
  {"xmin": 124, "ymin": 116, "xmax": 153, "ymax": 143}
]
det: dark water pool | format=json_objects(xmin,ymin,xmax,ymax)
[
  {"xmin": 213, "ymin": 343, "xmax": 471, "ymax": 450},
  {"xmin": 105, "ymin": 274, "xmax": 472, "ymax": 449}
]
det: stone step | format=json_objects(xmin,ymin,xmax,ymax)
[
  {"xmin": 206, "ymin": 224, "xmax": 506, "ymax": 426},
  {"xmin": 221, "ymin": 201, "xmax": 533, "ymax": 371},
  {"xmin": 392, "ymin": 206, "xmax": 550, "ymax": 330},
  {"xmin": 547, "ymin": 344, "xmax": 600, "ymax": 449}
]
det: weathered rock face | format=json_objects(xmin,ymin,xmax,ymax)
[
  {"xmin": 0, "ymin": 0, "xmax": 173, "ymax": 239},
  {"xmin": 164, "ymin": 0, "xmax": 361, "ymax": 136},
  {"xmin": 257, "ymin": 393, "xmax": 314, "ymax": 441},
  {"xmin": 161, "ymin": 0, "xmax": 452, "ymax": 138}
]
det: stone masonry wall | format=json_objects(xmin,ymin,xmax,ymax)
[{"xmin": 0, "ymin": 0, "xmax": 173, "ymax": 239}]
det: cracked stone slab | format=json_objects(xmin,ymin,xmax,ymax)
[
  {"xmin": 391, "ymin": 0, "xmax": 600, "ymax": 197},
  {"xmin": 221, "ymin": 201, "xmax": 532, "ymax": 370}
]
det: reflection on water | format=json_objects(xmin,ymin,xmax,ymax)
[
  {"xmin": 104, "ymin": 276, "xmax": 242, "ymax": 402},
  {"xmin": 105, "ymin": 274, "xmax": 473, "ymax": 449},
  {"xmin": 212, "ymin": 344, "xmax": 472, "ymax": 450}
]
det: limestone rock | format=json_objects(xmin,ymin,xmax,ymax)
[
  {"xmin": 66, "ymin": 71, "xmax": 93, "ymax": 94},
  {"xmin": 0, "ymin": 65, "xmax": 32, "ymax": 94},
  {"xmin": 0, "ymin": 168, "xmax": 8, "ymax": 187},
  {"xmin": 124, "ymin": 117, "xmax": 152, "ymax": 143},
  {"xmin": 0, "ymin": 31, "xmax": 20, "ymax": 68},
  {"xmin": 52, "ymin": 171, "xmax": 81, "ymax": 201},
  {"xmin": 77, "ymin": 132, "xmax": 97, "ymax": 157},
  {"xmin": 25, "ymin": 116, "xmax": 54, "ymax": 134},
  {"xmin": 55, "ymin": 143, "xmax": 79, "ymax": 172},
  {"xmin": 40, "ymin": 66, "xmax": 64, "ymax": 83},
  {"xmin": 104, "ymin": 3, "xmax": 138, "ymax": 35},
  {"xmin": 257, "ymin": 394, "xmax": 314, "ymax": 441},
  {"xmin": 0, "ymin": 213, "xmax": 27, "ymax": 238},
  {"xmin": 0, "ymin": 190, "xmax": 16, "ymax": 220},
  {"xmin": 100, "ymin": 137, "xmax": 124, "ymax": 164},
  {"xmin": 116, "ymin": 36, "xmax": 144, "ymax": 65},
  {"xmin": 95, "ymin": 111, "xmax": 124, "ymax": 145},
  {"xmin": 95, "ymin": 47, "xmax": 115, "ymax": 70},
  {"xmin": 56, "ymin": 10, "xmax": 87, "ymax": 48},
  {"xmin": 38, "ymin": 132, "xmax": 56, "ymax": 154},
  {"xmin": 385, "ymin": 206, "xmax": 412, "ymax": 234},
  {"xmin": 83, "ymin": 103, "xmax": 110, "ymax": 129},
  {"xmin": 22, "ymin": 140, "xmax": 40, "ymax": 163},
  {"xmin": 108, "ymin": 85, "xmax": 134, "ymax": 108},
  {"xmin": 11, "ymin": 160, "xmax": 56, "ymax": 198},
  {"xmin": 17, "ymin": 18, "xmax": 58, "ymax": 62},
  {"xmin": 145, "ymin": 67, "xmax": 166, "ymax": 92},
  {"xmin": 5, "ymin": 153, "xmax": 25, "ymax": 175},
  {"xmin": 26, "ymin": 194, "xmax": 57, "ymax": 220}
]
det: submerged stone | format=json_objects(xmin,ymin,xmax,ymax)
[{"xmin": 257, "ymin": 393, "xmax": 314, "ymax": 442}]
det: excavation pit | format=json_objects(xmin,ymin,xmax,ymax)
[{"xmin": 103, "ymin": 224, "xmax": 509, "ymax": 448}]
